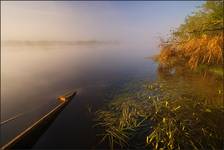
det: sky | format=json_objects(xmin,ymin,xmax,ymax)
[{"xmin": 1, "ymin": 1, "xmax": 204, "ymax": 49}]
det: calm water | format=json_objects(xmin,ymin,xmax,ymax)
[{"xmin": 1, "ymin": 44, "xmax": 157, "ymax": 147}]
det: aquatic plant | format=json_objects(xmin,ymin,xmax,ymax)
[
  {"xmin": 95, "ymin": 75, "xmax": 224, "ymax": 149},
  {"xmin": 95, "ymin": 2, "xmax": 224, "ymax": 149},
  {"xmin": 95, "ymin": 97, "xmax": 148, "ymax": 149},
  {"xmin": 145, "ymin": 94, "xmax": 224, "ymax": 150}
]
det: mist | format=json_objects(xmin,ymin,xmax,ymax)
[{"xmin": 1, "ymin": 1, "xmax": 203, "ymax": 53}]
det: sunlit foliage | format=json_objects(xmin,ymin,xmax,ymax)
[
  {"xmin": 94, "ymin": 2, "xmax": 224, "ymax": 149},
  {"xmin": 157, "ymin": 1, "xmax": 223, "ymax": 69}
]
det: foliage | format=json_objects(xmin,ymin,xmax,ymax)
[
  {"xmin": 176, "ymin": 1, "xmax": 223, "ymax": 38},
  {"xmin": 94, "ymin": 2, "xmax": 224, "ymax": 149},
  {"xmin": 157, "ymin": 1, "xmax": 224, "ymax": 69}
]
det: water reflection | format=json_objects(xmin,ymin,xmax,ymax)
[
  {"xmin": 156, "ymin": 65, "xmax": 223, "ymax": 106},
  {"xmin": 94, "ymin": 63, "xmax": 224, "ymax": 149},
  {"xmin": 1, "ymin": 44, "xmax": 156, "ymax": 146}
]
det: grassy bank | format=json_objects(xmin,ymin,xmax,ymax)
[
  {"xmin": 156, "ymin": 1, "xmax": 223, "ymax": 71},
  {"xmin": 94, "ymin": 1, "xmax": 224, "ymax": 149}
]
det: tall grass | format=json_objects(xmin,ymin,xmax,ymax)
[
  {"xmin": 157, "ymin": 1, "xmax": 223, "ymax": 70},
  {"xmin": 157, "ymin": 33, "xmax": 223, "ymax": 69}
]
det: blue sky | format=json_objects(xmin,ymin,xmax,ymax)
[{"xmin": 1, "ymin": 1, "xmax": 204, "ymax": 48}]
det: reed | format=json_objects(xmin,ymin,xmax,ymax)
[
  {"xmin": 158, "ymin": 33, "xmax": 223, "ymax": 69},
  {"xmin": 95, "ymin": 79, "xmax": 224, "ymax": 149},
  {"xmin": 157, "ymin": 1, "xmax": 223, "ymax": 70}
]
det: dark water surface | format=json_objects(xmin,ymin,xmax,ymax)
[{"xmin": 1, "ymin": 44, "xmax": 157, "ymax": 147}]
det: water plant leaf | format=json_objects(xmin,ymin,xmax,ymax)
[{"xmin": 205, "ymin": 108, "xmax": 212, "ymax": 112}]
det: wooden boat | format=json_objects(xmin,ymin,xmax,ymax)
[{"xmin": 1, "ymin": 91, "xmax": 77, "ymax": 150}]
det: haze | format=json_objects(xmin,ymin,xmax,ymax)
[{"xmin": 1, "ymin": 1, "xmax": 203, "ymax": 50}]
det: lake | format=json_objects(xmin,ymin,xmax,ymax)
[
  {"xmin": 1, "ymin": 44, "xmax": 157, "ymax": 148},
  {"xmin": 1, "ymin": 44, "xmax": 223, "ymax": 149}
]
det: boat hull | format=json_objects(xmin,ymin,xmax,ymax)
[{"xmin": 1, "ymin": 91, "xmax": 77, "ymax": 149}]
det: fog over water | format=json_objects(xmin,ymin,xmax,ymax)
[
  {"xmin": 1, "ymin": 1, "xmax": 203, "ymax": 49},
  {"xmin": 1, "ymin": 44, "xmax": 157, "ymax": 146},
  {"xmin": 1, "ymin": 1, "xmax": 204, "ymax": 147}
]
